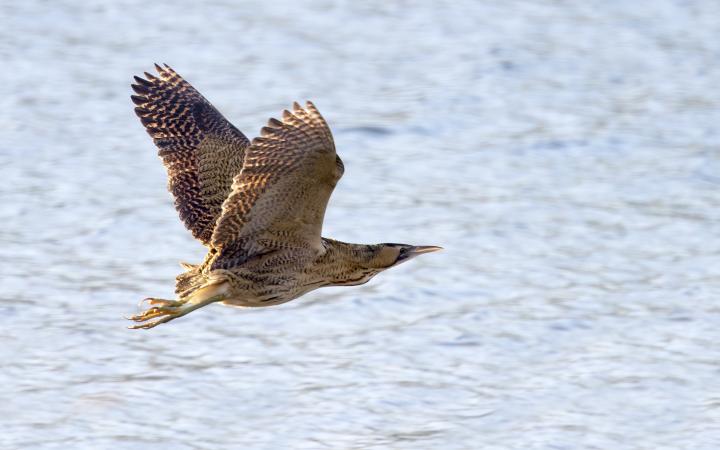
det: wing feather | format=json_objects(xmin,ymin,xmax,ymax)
[
  {"xmin": 131, "ymin": 64, "xmax": 249, "ymax": 245},
  {"xmin": 211, "ymin": 101, "xmax": 343, "ymax": 268}
]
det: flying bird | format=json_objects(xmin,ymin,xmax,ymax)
[{"xmin": 127, "ymin": 64, "xmax": 442, "ymax": 329}]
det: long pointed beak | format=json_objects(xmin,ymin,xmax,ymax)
[
  {"xmin": 395, "ymin": 245, "xmax": 443, "ymax": 265},
  {"xmin": 409, "ymin": 245, "xmax": 444, "ymax": 256}
]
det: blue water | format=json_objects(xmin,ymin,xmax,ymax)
[{"xmin": 2, "ymin": 1, "xmax": 720, "ymax": 448}]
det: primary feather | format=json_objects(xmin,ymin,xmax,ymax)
[{"xmin": 131, "ymin": 64, "xmax": 249, "ymax": 245}]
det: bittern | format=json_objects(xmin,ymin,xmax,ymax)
[{"xmin": 127, "ymin": 64, "xmax": 442, "ymax": 329}]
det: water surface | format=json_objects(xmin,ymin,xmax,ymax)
[{"xmin": 1, "ymin": 1, "xmax": 720, "ymax": 449}]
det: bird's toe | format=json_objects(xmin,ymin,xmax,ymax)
[
  {"xmin": 127, "ymin": 300, "xmax": 188, "ymax": 329},
  {"xmin": 143, "ymin": 297, "xmax": 184, "ymax": 307}
]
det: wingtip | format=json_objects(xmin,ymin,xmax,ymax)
[
  {"xmin": 143, "ymin": 71, "xmax": 158, "ymax": 81},
  {"xmin": 267, "ymin": 117, "xmax": 283, "ymax": 127},
  {"xmin": 260, "ymin": 126, "xmax": 273, "ymax": 137},
  {"xmin": 131, "ymin": 83, "xmax": 149, "ymax": 95},
  {"xmin": 130, "ymin": 94, "xmax": 146, "ymax": 105},
  {"xmin": 133, "ymin": 75, "xmax": 151, "ymax": 86}
]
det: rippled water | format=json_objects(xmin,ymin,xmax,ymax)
[{"xmin": 2, "ymin": 1, "xmax": 720, "ymax": 448}]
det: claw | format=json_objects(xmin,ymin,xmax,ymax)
[
  {"xmin": 127, "ymin": 297, "xmax": 189, "ymax": 329},
  {"xmin": 127, "ymin": 314, "xmax": 176, "ymax": 330},
  {"xmin": 127, "ymin": 292, "xmax": 227, "ymax": 330},
  {"xmin": 128, "ymin": 307, "xmax": 169, "ymax": 322},
  {"xmin": 126, "ymin": 307, "xmax": 180, "ymax": 329}
]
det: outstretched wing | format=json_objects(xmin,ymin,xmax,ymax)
[
  {"xmin": 131, "ymin": 64, "xmax": 250, "ymax": 245},
  {"xmin": 210, "ymin": 101, "xmax": 344, "ymax": 268}
]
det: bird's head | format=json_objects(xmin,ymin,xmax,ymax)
[{"xmin": 325, "ymin": 240, "xmax": 443, "ymax": 287}]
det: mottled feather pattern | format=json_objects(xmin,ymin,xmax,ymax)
[
  {"xmin": 210, "ymin": 101, "xmax": 343, "ymax": 269},
  {"xmin": 131, "ymin": 64, "xmax": 249, "ymax": 245},
  {"xmin": 128, "ymin": 68, "xmax": 441, "ymax": 329},
  {"xmin": 129, "ymin": 67, "xmax": 403, "ymax": 314}
]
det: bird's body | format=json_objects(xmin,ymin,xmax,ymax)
[{"xmin": 128, "ymin": 65, "xmax": 440, "ymax": 329}]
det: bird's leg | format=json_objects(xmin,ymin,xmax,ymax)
[
  {"xmin": 127, "ymin": 280, "xmax": 230, "ymax": 330},
  {"xmin": 126, "ymin": 293, "xmax": 226, "ymax": 330},
  {"xmin": 141, "ymin": 297, "xmax": 184, "ymax": 307}
]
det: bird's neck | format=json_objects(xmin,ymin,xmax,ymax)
[
  {"xmin": 320, "ymin": 238, "xmax": 375, "ymax": 262},
  {"xmin": 316, "ymin": 238, "xmax": 394, "ymax": 286}
]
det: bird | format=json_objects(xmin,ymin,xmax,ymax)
[{"xmin": 127, "ymin": 64, "xmax": 442, "ymax": 329}]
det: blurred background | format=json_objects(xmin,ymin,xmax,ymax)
[{"xmin": 2, "ymin": 1, "xmax": 720, "ymax": 449}]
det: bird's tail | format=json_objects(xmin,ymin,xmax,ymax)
[{"xmin": 175, "ymin": 262, "xmax": 206, "ymax": 299}]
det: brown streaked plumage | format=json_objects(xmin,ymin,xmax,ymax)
[
  {"xmin": 127, "ymin": 64, "xmax": 442, "ymax": 329},
  {"xmin": 131, "ymin": 64, "xmax": 249, "ymax": 244}
]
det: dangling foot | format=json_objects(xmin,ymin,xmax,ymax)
[
  {"xmin": 126, "ymin": 294, "xmax": 225, "ymax": 330},
  {"xmin": 126, "ymin": 297, "xmax": 188, "ymax": 329},
  {"xmin": 140, "ymin": 297, "xmax": 184, "ymax": 308}
]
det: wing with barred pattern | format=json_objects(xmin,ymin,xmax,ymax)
[
  {"xmin": 210, "ymin": 101, "xmax": 344, "ymax": 268},
  {"xmin": 131, "ymin": 64, "xmax": 249, "ymax": 245}
]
